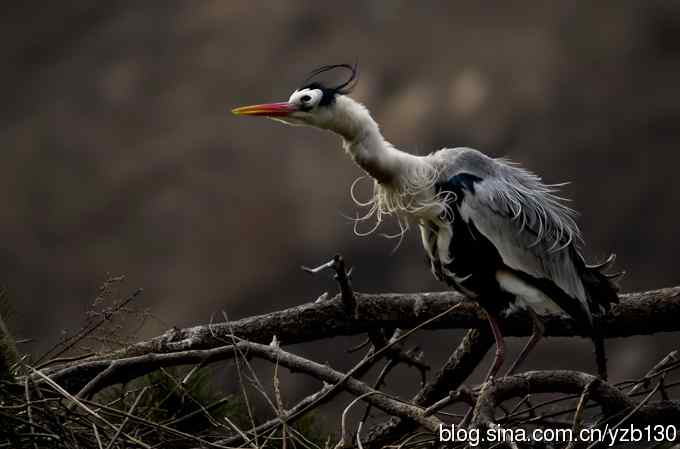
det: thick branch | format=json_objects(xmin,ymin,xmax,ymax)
[
  {"xmin": 82, "ymin": 286, "xmax": 680, "ymax": 363},
  {"xmin": 471, "ymin": 370, "xmax": 680, "ymax": 428},
  {"xmin": 40, "ymin": 286, "xmax": 680, "ymax": 397}
]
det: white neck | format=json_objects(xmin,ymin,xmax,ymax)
[{"xmin": 325, "ymin": 96, "xmax": 419, "ymax": 185}]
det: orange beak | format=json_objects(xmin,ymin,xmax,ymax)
[{"xmin": 231, "ymin": 102, "xmax": 296, "ymax": 117}]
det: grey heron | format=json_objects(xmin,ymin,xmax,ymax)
[{"xmin": 232, "ymin": 64, "xmax": 619, "ymax": 381}]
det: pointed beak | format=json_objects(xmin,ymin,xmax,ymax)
[{"xmin": 231, "ymin": 102, "xmax": 296, "ymax": 117}]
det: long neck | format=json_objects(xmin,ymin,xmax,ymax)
[{"xmin": 327, "ymin": 96, "xmax": 418, "ymax": 185}]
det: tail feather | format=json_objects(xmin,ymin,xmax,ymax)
[
  {"xmin": 571, "ymin": 250, "xmax": 620, "ymax": 380},
  {"xmin": 586, "ymin": 253, "xmax": 616, "ymax": 270},
  {"xmin": 577, "ymin": 252, "xmax": 621, "ymax": 314}
]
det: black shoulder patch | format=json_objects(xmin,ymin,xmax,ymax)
[{"xmin": 436, "ymin": 173, "xmax": 483, "ymax": 205}]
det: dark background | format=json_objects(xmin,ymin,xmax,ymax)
[{"xmin": 2, "ymin": 0, "xmax": 679, "ymax": 424}]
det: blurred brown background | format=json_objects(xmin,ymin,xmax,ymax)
[{"xmin": 2, "ymin": 0, "xmax": 680, "ymax": 414}]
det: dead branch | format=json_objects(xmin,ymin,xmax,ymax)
[
  {"xmin": 304, "ymin": 255, "xmax": 430, "ymax": 378},
  {"xmin": 39, "ymin": 339, "xmax": 443, "ymax": 430},
  {"xmin": 9, "ymin": 283, "xmax": 680, "ymax": 449},
  {"xmin": 470, "ymin": 370, "xmax": 680, "ymax": 428},
  {"xmin": 80, "ymin": 286, "xmax": 680, "ymax": 364},
  {"xmin": 363, "ymin": 327, "xmax": 494, "ymax": 448}
]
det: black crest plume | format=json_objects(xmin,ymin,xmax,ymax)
[{"xmin": 301, "ymin": 64, "xmax": 358, "ymax": 105}]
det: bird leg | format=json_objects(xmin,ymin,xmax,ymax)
[
  {"xmin": 483, "ymin": 312, "xmax": 506, "ymax": 383},
  {"xmin": 505, "ymin": 308, "xmax": 544, "ymax": 376}
]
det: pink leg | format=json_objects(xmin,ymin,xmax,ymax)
[{"xmin": 484, "ymin": 312, "xmax": 506, "ymax": 383}]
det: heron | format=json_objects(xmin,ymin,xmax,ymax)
[{"xmin": 232, "ymin": 64, "xmax": 619, "ymax": 381}]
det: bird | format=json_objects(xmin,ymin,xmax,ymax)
[{"xmin": 232, "ymin": 64, "xmax": 620, "ymax": 381}]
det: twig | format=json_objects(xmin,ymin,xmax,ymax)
[
  {"xmin": 31, "ymin": 367, "xmax": 115, "ymax": 429},
  {"xmin": 565, "ymin": 379, "xmax": 596, "ymax": 449},
  {"xmin": 364, "ymin": 327, "xmax": 493, "ymax": 448},
  {"xmin": 222, "ymin": 312, "xmax": 260, "ymax": 449},
  {"xmin": 36, "ymin": 352, "xmax": 96, "ymax": 370},
  {"xmin": 309, "ymin": 255, "xmax": 427, "ymax": 379},
  {"xmin": 360, "ymin": 358, "xmax": 399, "ymax": 425},
  {"xmin": 356, "ymin": 421, "xmax": 366, "ymax": 449},
  {"xmin": 104, "ymin": 386, "xmax": 148, "ymax": 449},
  {"xmin": 272, "ymin": 351, "xmax": 289, "ymax": 449},
  {"xmin": 501, "ymin": 378, "xmax": 680, "ymax": 425},
  {"xmin": 158, "ymin": 367, "xmax": 223, "ymax": 429},
  {"xmin": 222, "ymin": 304, "xmax": 459, "ymax": 447},
  {"xmin": 365, "ymin": 330, "xmax": 429, "ymax": 385},
  {"xmin": 585, "ymin": 381, "xmax": 663, "ymax": 449},
  {"xmin": 627, "ymin": 350, "xmax": 678, "ymax": 395},
  {"xmin": 223, "ymin": 413, "xmax": 251, "ymax": 447},
  {"xmin": 35, "ymin": 288, "xmax": 143, "ymax": 366},
  {"xmin": 0, "ymin": 410, "xmax": 62, "ymax": 439},
  {"xmin": 242, "ymin": 339, "xmax": 441, "ymax": 427},
  {"xmin": 302, "ymin": 254, "xmax": 356, "ymax": 315},
  {"xmin": 423, "ymin": 387, "xmax": 475, "ymax": 417},
  {"xmin": 504, "ymin": 394, "xmax": 532, "ymax": 420},
  {"xmin": 92, "ymin": 424, "xmax": 104, "ymax": 449},
  {"xmin": 79, "ymin": 397, "xmax": 233, "ymax": 449},
  {"xmin": 337, "ymin": 392, "xmax": 377, "ymax": 449},
  {"xmin": 220, "ymin": 383, "xmax": 334, "ymax": 446},
  {"xmin": 31, "ymin": 368, "xmax": 153, "ymax": 449},
  {"xmin": 348, "ymin": 337, "xmax": 372, "ymax": 353},
  {"xmin": 24, "ymin": 377, "xmax": 38, "ymax": 449},
  {"xmin": 75, "ymin": 360, "xmax": 119, "ymax": 400},
  {"xmin": 507, "ymin": 379, "xmax": 680, "ymax": 426},
  {"xmin": 470, "ymin": 371, "xmax": 632, "ymax": 429}
]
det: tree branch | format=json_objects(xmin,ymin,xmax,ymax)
[
  {"xmin": 363, "ymin": 327, "xmax": 494, "ymax": 448},
  {"xmin": 90, "ymin": 287, "xmax": 680, "ymax": 363},
  {"xmin": 10, "ymin": 284, "xmax": 680, "ymax": 449},
  {"xmin": 470, "ymin": 370, "xmax": 680, "ymax": 428}
]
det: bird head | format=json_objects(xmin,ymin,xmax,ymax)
[{"xmin": 232, "ymin": 64, "xmax": 359, "ymax": 131}]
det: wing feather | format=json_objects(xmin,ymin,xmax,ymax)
[
  {"xmin": 452, "ymin": 161, "xmax": 591, "ymax": 320},
  {"xmin": 430, "ymin": 148, "xmax": 617, "ymax": 322}
]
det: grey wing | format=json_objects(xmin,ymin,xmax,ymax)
[{"xmin": 454, "ymin": 164, "xmax": 592, "ymax": 323}]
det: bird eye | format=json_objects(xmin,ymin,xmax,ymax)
[{"xmin": 301, "ymin": 94, "xmax": 312, "ymax": 103}]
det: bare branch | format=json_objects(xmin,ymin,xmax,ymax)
[
  {"xmin": 21, "ymin": 284, "xmax": 680, "ymax": 449},
  {"xmin": 470, "ymin": 370, "xmax": 680, "ymax": 429},
  {"xmin": 363, "ymin": 327, "xmax": 494, "ymax": 448},
  {"xmin": 78, "ymin": 286, "xmax": 680, "ymax": 364}
]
